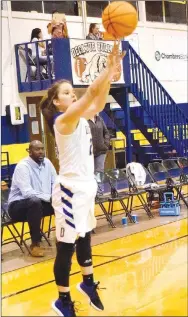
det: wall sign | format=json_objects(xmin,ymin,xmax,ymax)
[
  {"xmin": 28, "ymin": 104, "xmax": 37, "ymax": 118},
  {"xmin": 31, "ymin": 121, "xmax": 39, "ymax": 135},
  {"xmin": 70, "ymin": 39, "xmax": 125, "ymax": 85},
  {"xmin": 10, "ymin": 103, "xmax": 24, "ymax": 125},
  {"xmin": 153, "ymin": 35, "xmax": 187, "ymax": 81}
]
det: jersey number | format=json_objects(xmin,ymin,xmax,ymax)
[{"xmin": 89, "ymin": 138, "xmax": 93, "ymax": 155}]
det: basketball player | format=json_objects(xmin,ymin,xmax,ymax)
[{"xmin": 41, "ymin": 41, "xmax": 125, "ymax": 316}]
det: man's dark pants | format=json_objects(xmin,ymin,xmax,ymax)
[{"xmin": 8, "ymin": 197, "xmax": 54, "ymax": 244}]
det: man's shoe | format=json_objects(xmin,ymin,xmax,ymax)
[
  {"xmin": 77, "ymin": 281, "xmax": 104, "ymax": 311},
  {"xmin": 30, "ymin": 244, "xmax": 44, "ymax": 257},
  {"xmin": 52, "ymin": 299, "xmax": 76, "ymax": 317}
]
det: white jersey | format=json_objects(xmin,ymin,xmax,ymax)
[{"xmin": 54, "ymin": 118, "xmax": 94, "ymax": 181}]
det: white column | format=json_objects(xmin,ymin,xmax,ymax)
[
  {"xmin": 41, "ymin": 1, "xmax": 45, "ymax": 14},
  {"xmin": 81, "ymin": 1, "xmax": 87, "ymax": 39},
  {"xmin": 138, "ymin": 1, "xmax": 146, "ymax": 23},
  {"xmin": 7, "ymin": 0, "xmax": 18, "ymax": 103}
]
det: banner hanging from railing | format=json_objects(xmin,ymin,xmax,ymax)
[{"xmin": 70, "ymin": 39, "xmax": 125, "ymax": 85}]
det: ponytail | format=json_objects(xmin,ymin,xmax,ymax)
[
  {"xmin": 40, "ymin": 95, "xmax": 57, "ymax": 135},
  {"xmin": 40, "ymin": 79, "xmax": 72, "ymax": 135}
]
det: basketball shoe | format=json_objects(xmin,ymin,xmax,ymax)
[
  {"xmin": 52, "ymin": 299, "xmax": 76, "ymax": 317},
  {"xmin": 77, "ymin": 281, "xmax": 104, "ymax": 311}
]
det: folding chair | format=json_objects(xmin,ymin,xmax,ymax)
[
  {"xmin": 1, "ymin": 191, "xmax": 30, "ymax": 254},
  {"xmin": 104, "ymin": 169, "xmax": 136, "ymax": 222},
  {"xmin": 40, "ymin": 214, "xmax": 55, "ymax": 241},
  {"xmin": 126, "ymin": 162, "xmax": 166, "ymax": 212},
  {"xmin": 148, "ymin": 162, "xmax": 169, "ymax": 184},
  {"xmin": 95, "ymin": 172, "xmax": 117, "ymax": 228},
  {"xmin": 2, "ymin": 189, "xmax": 52, "ymax": 249},
  {"xmin": 1, "ymin": 211, "xmax": 25, "ymax": 254},
  {"xmin": 1, "ymin": 152, "xmax": 12, "ymax": 188},
  {"xmin": 148, "ymin": 161, "xmax": 188, "ymax": 208},
  {"xmin": 18, "ymin": 46, "xmax": 48, "ymax": 82},
  {"xmin": 162, "ymin": 159, "xmax": 183, "ymax": 182},
  {"xmin": 45, "ymin": 214, "xmax": 55, "ymax": 238},
  {"xmin": 18, "ymin": 46, "xmax": 37, "ymax": 81},
  {"xmin": 177, "ymin": 157, "xmax": 188, "ymax": 183},
  {"xmin": 20, "ymin": 218, "xmax": 52, "ymax": 247},
  {"xmin": 107, "ymin": 166, "xmax": 154, "ymax": 219},
  {"xmin": 162, "ymin": 158, "xmax": 188, "ymax": 204}
]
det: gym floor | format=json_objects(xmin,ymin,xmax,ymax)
[{"xmin": 2, "ymin": 204, "xmax": 188, "ymax": 316}]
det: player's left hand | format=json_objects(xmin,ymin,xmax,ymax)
[{"xmin": 107, "ymin": 40, "xmax": 126, "ymax": 76}]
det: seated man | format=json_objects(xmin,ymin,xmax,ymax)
[{"xmin": 8, "ymin": 140, "xmax": 57, "ymax": 257}]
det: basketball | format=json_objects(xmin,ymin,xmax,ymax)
[
  {"xmin": 102, "ymin": 1, "xmax": 138, "ymax": 38},
  {"xmin": 103, "ymin": 31, "xmax": 116, "ymax": 41}
]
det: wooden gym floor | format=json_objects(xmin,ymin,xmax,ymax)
[{"xmin": 2, "ymin": 208, "xmax": 188, "ymax": 316}]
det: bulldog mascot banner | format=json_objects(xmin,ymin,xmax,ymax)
[{"xmin": 70, "ymin": 39, "xmax": 125, "ymax": 85}]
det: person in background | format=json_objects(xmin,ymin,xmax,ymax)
[
  {"xmin": 30, "ymin": 28, "xmax": 54, "ymax": 77},
  {"xmin": 51, "ymin": 26, "xmax": 63, "ymax": 38},
  {"xmin": 30, "ymin": 28, "xmax": 46, "ymax": 59},
  {"xmin": 88, "ymin": 114, "xmax": 110, "ymax": 173},
  {"xmin": 47, "ymin": 10, "xmax": 69, "ymax": 39},
  {"xmin": 8, "ymin": 140, "xmax": 57, "ymax": 257},
  {"xmin": 86, "ymin": 23, "xmax": 103, "ymax": 40}
]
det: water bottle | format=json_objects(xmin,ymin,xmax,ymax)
[{"xmin": 122, "ymin": 217, "xmax": 128, "ymax": 226}]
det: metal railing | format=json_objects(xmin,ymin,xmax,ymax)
[
  {"xmin": 129, "ymin": 44, "xmax": 188, "ymax": 156},
  {"xmin": 15, "ymin": 39, "xmax": 53, "ymax": 92}
]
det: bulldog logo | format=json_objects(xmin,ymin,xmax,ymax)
[{"xmin": 74, "ymin": 53, "xmax": 121, "ymax": 83}]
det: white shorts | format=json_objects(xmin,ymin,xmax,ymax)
[{"xmin": 52, "ymin": 177, "xmax": 97, "ymax": 243}]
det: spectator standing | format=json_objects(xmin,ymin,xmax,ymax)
[
  {"xmin": 47, "ymin": 11, "xmax": 69, "ymax": 38},
  {"xmin": 88, "ymin": 114, "xmax": 110, "ymax": 173}
]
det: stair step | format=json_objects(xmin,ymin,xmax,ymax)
[
  {"xmin": 158, "ymin": 144, "xmax": 172, "ymax": 148},
  {"xmin": 131, "ymin": 136, "xmax": 172, "ymax": 148},
  {"xmin": 112, "ymin": 77, "xmax": 187, "ymax": 159},
  {"xmin": 135, "ymin": 144, "xmax": 173, "ymax": 154}
]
